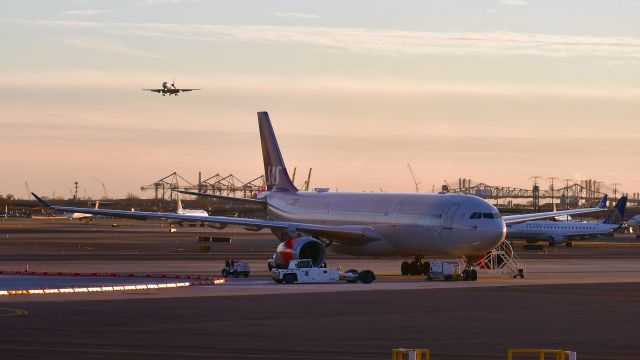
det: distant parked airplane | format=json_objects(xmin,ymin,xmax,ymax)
[
  {"xmin": 627, "ymin": 214, "xmax": 640, "ymax": 228},
  {"xmin": 168, "ymin": 193, "xmax": 208, "ymax": 227},
  {"xmin": 142, "ymin": 78, "xmax": 200, "ymax": 96},
  {"xmin": 68, "ymin": 201, "xmax": 100, "ymax": 222},
  {"xmin": 507, "ymin": 195, "xmax": 626, "ymax": 247}
]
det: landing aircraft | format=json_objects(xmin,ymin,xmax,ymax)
[
  {"xmin": 507, "ymin": 195, "xmax": 624, "ymax": 247},
  {"xmin": 142, "ymin": 79, "xmax": 200, "ymax": 96},
  {"xmin": 32, "ymin": 112, "xmax": 608, "ymax": 279}
]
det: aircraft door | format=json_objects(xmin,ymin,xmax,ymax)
[{"xmin": 442, "ymin": 204, "xmax": 460, "ymax": 229}]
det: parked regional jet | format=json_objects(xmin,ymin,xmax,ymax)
[
  {"xmin": 142, "ymin": 79, "xmax": 200, "ymax": 96},
  {"xmin": 68, "ymin": 201, "xmax": 100, "ymax": 221},
  {"xmin": 627, "ymin": 215, "xmax": 640, "ymax": 228},
  {"xmin": 31, "ymin": 112, "xmax": 608, "ymax": 279},
  {"xmin": 507, "ymin": 195, "xmax": 626, "ymax": 247}
]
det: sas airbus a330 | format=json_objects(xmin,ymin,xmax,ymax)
[{"xmin": 32, "ymin": 112, "xmax": 607, "ymax": 279}]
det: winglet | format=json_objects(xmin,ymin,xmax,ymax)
[
  {"xmin": 598, "ymin": 194, "xmax": 608, "ymax": 209},
  {"xmin": 31, "ymin": 193, "xmax": 51, "ymax": 208}
]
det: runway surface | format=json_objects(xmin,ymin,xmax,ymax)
[
  {"xmin": 0, "ymin": 218, "xmax": 639, "ymax": 359},
  {"xmin": 1, "ymin": 283, "xmax": 639, "ymax": 359}
]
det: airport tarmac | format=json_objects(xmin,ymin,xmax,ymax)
[{"xmin": 0, "ymin": 218, "xmax": 639, "ymax": 359}]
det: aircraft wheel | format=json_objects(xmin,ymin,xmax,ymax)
[
  {"xmin": 421, "ymin": 262, "xmax": 430, "ymax": 275},
  {"xmin": 221, "ymin": 269, "xmax": 229, "ymax": 278},
  {"xmin": 469, "ymin": 269, "xmax": 478, "ymax": 281},
  {"xmin": 565, "ymin": 241, "xmax": 573, "ymax": 247},
  {"xmin": 409, "ymin": 261, "xmax": 422, "ymax": 276},
  {"xmin": 358, "ymin": 270, "xmax": 376, "ymax": 284},
  {"xmin": 462, "ymin": 269, "xmax": 470, "ymax": 281},
  {"xmin": 283, "ymin": 273, "xmax": 296, "ymax": 284},
  {"xmin": 401, "ymin": 261, "xmax": 410, "ymax": 275}
]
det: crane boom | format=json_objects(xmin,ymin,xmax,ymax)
[
  {"xmin": 94, "ymin": 178, "xmax": 108, "ymax": 199},
  {"xmin": 407, "ymin": 163, "xmax": 420, "ymax": 193}
]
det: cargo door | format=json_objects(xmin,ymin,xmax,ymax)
[{"xmin": 442, "ymin": 204, "xmax": 460, "ymax": 229}]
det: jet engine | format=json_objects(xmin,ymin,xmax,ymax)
[
  {"xmin": 548, "ymin": 235, "xmax": 566, "ymax": 246},
  {"xmin": 270, "ymin": 236, "xmax": 326, "ymax": 269}
]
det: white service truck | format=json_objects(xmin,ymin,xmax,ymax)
[
  {"xmin": 272, "ymin": 259, "xmax": 376, "ymax": 284},
  {"xmin": 221, "ymin": 259, "xmax": 251, "ymax": 278}
]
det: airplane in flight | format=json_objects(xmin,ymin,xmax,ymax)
[
  {"xmin": 142, "ymin": 78, "xmax": 200, "ymax": 96},
  {"xmin": 506, "ymin": 195, "xmax": 625, "ymax": 247},
  {"xmin": 31, "ymin": 112, "xmax": 608, "ymax": 280}
]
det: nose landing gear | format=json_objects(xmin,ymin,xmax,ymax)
[{"xmin": 400, "ymin": 256, "xmax": 430, "ymax": 275}]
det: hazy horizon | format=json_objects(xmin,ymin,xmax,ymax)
[{"xmin": 2, "ymin": 1, "xmax": 639, "ymax": 199}]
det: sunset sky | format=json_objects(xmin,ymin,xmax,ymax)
[{"xmin": 2, "ymin": 0, "xmax": 639, "ymax": 199}]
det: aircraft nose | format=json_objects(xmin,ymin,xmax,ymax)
[{"xmin": 476, "ymin": 219, "xmax": 505, "ymax": 252}]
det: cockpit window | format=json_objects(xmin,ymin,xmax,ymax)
[{"xmin": 470, "ymin": 212, "xmax": 501, "ymax": 220}]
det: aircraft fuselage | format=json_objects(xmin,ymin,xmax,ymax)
[{"xmin": 266, "ymin": 191, "xmax": 505, "ymax": 257}]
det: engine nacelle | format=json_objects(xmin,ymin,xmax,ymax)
[
  {"xmin": 271, "ymin": 237, "xmax": 326, "ymax": 268},
  {"xmin": 549, "ymin": 235, "xmax": 566, "ymax": 246},
  {"xmin": 206, "ymin": 222, "xmax": 227, "ymax": 230}
]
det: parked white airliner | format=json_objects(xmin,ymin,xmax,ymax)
[
  {"xmin": 168, "ymin": 193, "xmax": 209, "ymax": 226},
  {"xmin": 32, "ymin": 112, "xmax": 607, "ymax": 279},
  {"xmin": 68, "ymin": 201, "xmax": 100, "ymax": 221},
  {"xmin": 507, "ymin": 195, "xmax": 625, "ymax": 247}
]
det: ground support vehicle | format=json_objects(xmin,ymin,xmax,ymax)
[
  {"xmin": 271, "ymin": 259, "xmax": 376, "ymax": 284},
  {"xmin": 222, "ymin": 259, "xmax": 250, "ymax": 278},
  {"xmin": 426, "ymin": 261, "xmax": 478, "ymax": 281}
]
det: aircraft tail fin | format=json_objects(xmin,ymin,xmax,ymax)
[
  {"xmin": 597, "ymin": 194, "xmax": 608, "ymax": 209},
  {"xmin": 258, "ymin": 112, "xmax": 298, "ymax": 192},
  {"xmin": 176, "ymin": 193, "xmax": 183, "ymax": 211},
  {"xmin": 32, "ymin": 193, "xmax": 51, "ymax": 208},
  {"xmin": 603, "ymin": 195, "xmax": 627, "ymax": 225}
]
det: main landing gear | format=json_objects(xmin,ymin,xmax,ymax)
[
  {"xmin": 401, "ymin": 256, "xmax": 430, "ymax": 275},
  {"xmin": 462, "ymin": 256, "xmax": 478, "ymax": 281}
]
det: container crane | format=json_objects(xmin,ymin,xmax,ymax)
[{"xmin": 407, "ymin": 163, "xmax": 421, "ymax": 193}]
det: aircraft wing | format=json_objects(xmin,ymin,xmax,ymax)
[
  {"xmin": 177, "ymin": 89, "xmax": 200, "ymax": 92},
  {"xmin": 176, "ymin": 190, "xmax": 266, "ymax": 207},
  {"xmin": 503, "ymin": 195, "xmax": 608, "ymax": 225},
  {"xmin": 32, "ymin": 193, "xmax": 381, "ymax": 245},
  {"xmin": 142, "ymin": 89, "xmax": 163, "ymax": 93},
  {"xmin": 503, "ymin": 205, "xmax": 607, "ymax": 224}
]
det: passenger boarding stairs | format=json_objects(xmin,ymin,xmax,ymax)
[{"xmin": 473, "ymin": 240, "xmax": 525, "ymax": 278}]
